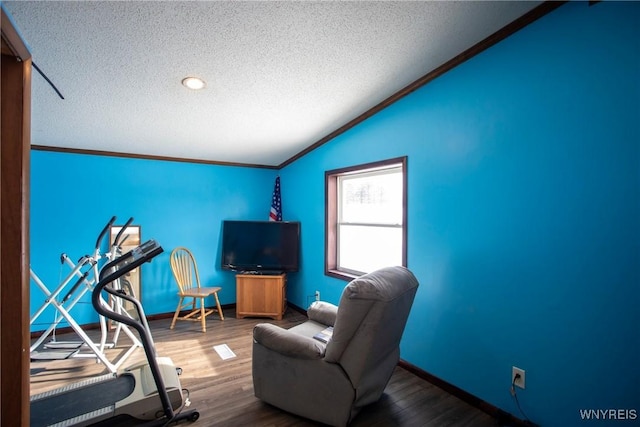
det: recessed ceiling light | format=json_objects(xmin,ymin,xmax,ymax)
[{"xmin": 182, "ymin": 76, "xmax": 206, "ymax": 90}]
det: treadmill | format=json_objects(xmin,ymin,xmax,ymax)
[{"xmin": 30, "ymin": 239, "xmax": 200, "ymax": 426}]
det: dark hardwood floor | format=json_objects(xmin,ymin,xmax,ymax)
[{"xmin": 30, "ymin": 307, "xmax": 498, "ymax": 426}]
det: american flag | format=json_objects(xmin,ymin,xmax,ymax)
[{"xmin": 269, "ymin": 176, "xmax": 282, "ymax": 221}]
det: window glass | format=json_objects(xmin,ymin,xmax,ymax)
[
  {"xmin": 338, "ymin": 168, "xmax": 403, "ymax": 224},
  {"xmin": 325, "ymin": 157, "xmax": 407, "ymax": 280},
  {"xmin": 338, "ymin": 224, "xmax": 402, "ymax": 274}
]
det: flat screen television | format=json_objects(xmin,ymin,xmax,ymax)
[{"xmin": 221, "ymin": 220, "xmax": 300, "ymax": 273}]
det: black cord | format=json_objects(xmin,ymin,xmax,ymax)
[
  {"xmin": 32, "ymin": 61, "xmax": 65, "ymax": 99},
  {"xmin": 511, "ymin": 375, "xmax": 532, "ymax": 423}
]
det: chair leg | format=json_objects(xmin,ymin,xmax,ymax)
[
  {"xmin": 200, "ymin": 297, "xmax": 206, "ymax": 333},
  {"xmin": 213, "ymin": 291, "xmax": 224, "ymax": 321},
  {"xmin": 170, "ymin": 297, "xmax": 184, "ymax": 329}
]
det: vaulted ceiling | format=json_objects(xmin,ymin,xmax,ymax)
[{"xmin": 4, "ymin": 1, "xmax": 542, "ymax": 167}]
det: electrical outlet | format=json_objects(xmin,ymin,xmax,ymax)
[
  {"xmin": 512, "ymin": 366, "xmax": 525, "ymax": 389},
  {"xmin": 314, "ymin": 290, "xmax": 320, "ymax": 301}
]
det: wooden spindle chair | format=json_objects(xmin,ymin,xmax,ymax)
[{"xmin": 169, "ymin": 247, "xmax": 224, "ymax": 332}]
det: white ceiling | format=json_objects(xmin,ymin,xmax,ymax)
[{"xmin": 4, "ymin": 1, "xmax": 541, "ymax": 167}]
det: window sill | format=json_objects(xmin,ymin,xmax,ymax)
[{"xmin": 325, "ymin": 269, "xmax": 360, "ymax": 282}]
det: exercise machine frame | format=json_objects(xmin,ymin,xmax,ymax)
[
  {"xmin": 30, "ymin": 239, "xmax": 199, "ymax": 426},
  {"xmin": 29, "ymin": 217, "xmax": 142, "ymax": 372}
]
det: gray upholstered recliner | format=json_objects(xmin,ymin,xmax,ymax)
[{"xmin": 252, "ymin": 266, "xmax": 419, "ymax": 426}]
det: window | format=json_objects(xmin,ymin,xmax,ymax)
[{"xmin": 325, "ymin": 157, "xmax": 407, "ymax": 280}]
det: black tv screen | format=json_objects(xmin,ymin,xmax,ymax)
[{"xmin": 221, "ymin": 220, "xmax": 300, "ymax": 273}]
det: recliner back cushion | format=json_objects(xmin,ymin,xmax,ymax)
[{"xmin": 324, "ymin": 266, "xmax": 419, "ymax": 387}]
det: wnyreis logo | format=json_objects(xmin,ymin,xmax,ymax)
[{"xmin": 579, "ymin": 409, "xmax": 637, "ymax": 421}]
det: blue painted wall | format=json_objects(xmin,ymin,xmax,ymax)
[
  {"xmin": 282, "ymin": 2, "xmax": 639, "ymax": 426},
  {"xmin": 30, "ymin": 2, "xmax": 639, "ymax": 426},
  {"xmin": 30, "ymin": 151, "xmax": 278, "ymax": 327}
]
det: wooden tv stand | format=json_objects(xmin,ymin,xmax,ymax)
[{"xmin": 235, "ymin": 273, "xmax": 286, "ymax": 320}]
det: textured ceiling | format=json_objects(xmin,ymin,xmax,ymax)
[{"xmin": 4, "ymin": 1, "xmax": 541, "ymax": 167}]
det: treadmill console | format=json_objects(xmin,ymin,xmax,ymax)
[
  {"xmin": 99, "ymin": 239, "xmax": 164, "ymax": 286},
  {"xmin": 109, "ymin": 239, "xmax": 163, "ymax": 273}
]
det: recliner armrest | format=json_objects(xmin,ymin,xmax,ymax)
[
  {"xmin": 307, "ymin": 301, "xmax": 338, "ymax": 326},
  {"xmin": 253, "ymin": 323, "xmax": 325, "ymax": 359}
]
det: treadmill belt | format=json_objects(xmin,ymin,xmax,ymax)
[{"xmin": 30, "ymin": 373, "xmax": 136, "ymax": 427}]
